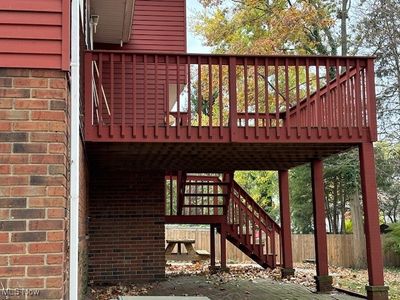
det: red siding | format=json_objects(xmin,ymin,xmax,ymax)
[
  {"xmin": 123, "ymin": 0, "xmax": 186, "ymax": 53},
  {"xmin": 0, "ymin": 0, "xmax": 70, "ymax": 70}
]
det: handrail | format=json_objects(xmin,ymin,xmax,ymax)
[
  {"xmin": 231, "ymin": 181, "xmax": 280, "ymax": 232},
  {"xmin": 91, "ymin": 60, "xmax": 111, "ymax": 125},
  {"xmin": 84, "ymin": 51, "xmax": 376, "ymax": 142}
]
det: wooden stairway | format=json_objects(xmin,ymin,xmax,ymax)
[{"xmin": 166, "ymin": 173, "xmax": 281, "ymax": 269}]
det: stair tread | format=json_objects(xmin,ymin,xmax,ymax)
[
  {"xmin": 185, "ymin": 182, "xmax": 229, "ymax": 186},
  {"xmin": 184, "ymin": 193, "xmax": 228, "ymax": 196}
]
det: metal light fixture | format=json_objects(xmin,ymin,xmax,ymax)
[{"xmin": 90, "ymin": 15, "xmax": 99, "ymax": 33}]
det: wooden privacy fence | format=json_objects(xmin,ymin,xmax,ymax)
[{"xmin": 166, "ymin": 227, "xmax": 400, "ymax": 268}]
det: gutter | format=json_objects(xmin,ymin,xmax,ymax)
[{"xmin": 69, "ymin": 0, "xmax": 80, "ymax": 298}]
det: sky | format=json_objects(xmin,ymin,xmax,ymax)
[{"xmin": 186, "ymin": 0, "xmax": 211, "ymax": 53}]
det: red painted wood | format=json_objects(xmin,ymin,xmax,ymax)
[
  {"xmin": 279, "ymin": 170, "xmax": 293, "ymax": 270},
  {"xmin": 359, "ymin": 143, "xmax": 385, "ymax": 286},
  {"xmin": 105, "ymin": 0, "xmax": 187, "ymax": 53},
  {"xmin": 0, "ymin": 0, "xmax": 69, "ymax": 70},
  {"xmin": 220, "ymin": 223, "xmax": 227, "ymax": 269},
  {"xmin": 85, "ymin": 52, "xmax": 377, "ymax": 144},
  {"xmin": 311, "ymin": 159, "xmax": 329, "ymax": 277},
  {"xmin": 210, "ymin": 225, "xmax": 216, "ymax": 267}
]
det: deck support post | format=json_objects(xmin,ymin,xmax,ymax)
[
  {"xmin": 177, "ymin": 171, "xmax": 183, "ymax": 215},
  {"xmin": 210, "ymin": 224, "xmax": 216, "ymax": 268},
  {"xmin": 279, "ymin": 170, "xmax": 295, "ymax": 278},
  {"xmin": 311, "ymin": 159, "xmax": 332, "ymax": 292},
  {"xmin": 359, "ymin": 143, "xmax": 388, "ymax": 300},
  {"xmin": 220, "ymin": 223, "xmax": 227, "ymax": 270}
]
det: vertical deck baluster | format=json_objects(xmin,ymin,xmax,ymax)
[
  {"xmin": 258, "ymin": 208, "xmax": 262, "ymax": 256},
  {"xmin": 295, "ymin": 58, "xmax": 300, "ymax": 137},
  {"xmin": 110, "ymin": 53, "xmax": 114, "ymax": 137},
  {"xmin": 284, "ymin": 58, "xmax": 290, "ymax": 138},
  {"xmin": 350, "ymin": 71, "xmax": 356, "ymax": 130},
  {"xmin": 198, "ymin": 56, "xmax": 202, "ymax": 138},
  {"xmin": 305, "ymin": 58, "xmax": 311, "ymax": 138},
  {"xmin": 326, "ymin": 59, "xmax": 332, "ymax": 137},
  {"xmin": 246, "ymin": 196, "xmax": 250, "ymax": 244},
  {"xmin": 84, "ymin": 52, "xmax": 93, "ymax": 139},
  {"xmin": 207, "ymin": 183, "xmax": 210, "ymax": 215},
  {"xmin": 165, "ymin": 55, "xmax": 170, "ymax": 138},
  {"xmin": 228, "ymin": 57, "xmax": 237, "ymax": 142},
  {"xmin": 218, "ymin": 57, "xmax": 223, "ymax": 138},
  {"xmin": 176, "ymin": 56, "xmax": 181, "ymax": 138},
  {"xmin": 98, "ymin": 53, "xmax": 103, "ymax": 137},
  {"xmin": 121, "ymin": 54, "xmax": 126, "ymax": 137},
  {"xmin": 143, "ymin": 54, "xmax": 147, "ymax": 138},
  {"xmin": 244, "ymin": 57, "xmax": 249, "ymax": 139},
  {"xmin": 355, "ymin": 59, "xmax": 362, "ymax": 137},
  {"xmin": 361, "ymin": 67, "xmax": 367, "ymax": 128},
  {"xmin": 325, "ymin": 59, "xmax": 334, "ymax": 137},
  {"xmin": 274, "ymin": 59, "xmax": 280, "ymax": 138},
  {"xmin": 239, "ymin": 194, "xmax": 242, "ymax": 238},
  {"xmin": 187, "ymin": 58, "xmax": 192, "ymax": 138},
  {"xmin": 208, "ymin": 57, "xmax": 213, "ymax": 138},
  {"xmin": 336, "ymin": 59, "xmax": 342, "ymax": 137},
  {"xmin": 315, "ymin": 58, "xmax": 321, "ymax": 137},
  {"xmin": 321, "ymin": 58, "xmax": 332, "ymax": 128},
  {"xmin": 155, "ymin": 55, "xmax": 159, "ymax": 138},
  {"xmin": 271, "ymin": 227, "xmax": 276, "ymax": 267},
  {"xmin": 252, "ymin": 202, "xmax": 256, "ymax": 249},
  {"xmin": 366, "ymin": 59, "xmax": 377, "ymax": 140},
  {"xmin": 254, "ymin": 59, "xmax": 259, "ymax": 138},
  {"xmin": 132, "ymin": 54, "xmax": 136, "ymax": 138},
  {"xmin": 169, "ymin": 175, "xmax": 173, "ymax": 215},
  {"xmin": 345, "ymin": 59, "xmax": 352, "ymax": 136},
  {"xmin": 265, "ymin": 58, "xmax": 269, "ymax": 137}
]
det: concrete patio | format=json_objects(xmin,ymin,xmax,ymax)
[{"xmin": 137, "ymin": 274, "xmax": 359, "ymax": 300}]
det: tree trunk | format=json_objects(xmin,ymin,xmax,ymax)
[
  {"xmin": 333, "ymin": 178, "xmax": 338, "ymax": 233},
  {"xmin": 340, "ymin": 179, "xmax": 346, "ymax": 234},
  {"xmin": 350, "ymin": 189, "xmax": 366, "ymax": 268},
  {"xmin": 340, "ymin": 0, "xmax": 348, "ymax": 56}
]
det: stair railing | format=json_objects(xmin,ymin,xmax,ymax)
[{"xmin": 228, "ymin": 181, "xmax": 281, "ymax": 267}]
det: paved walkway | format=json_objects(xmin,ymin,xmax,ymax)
[{"xmin": 145, "ymin": 275, "xmax": 359, "ymax": 300}]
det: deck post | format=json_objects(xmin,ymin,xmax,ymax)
[
  {"xmin": 210, "ymin": 224, "xmax": 216, "ymax": 268},
  {"xmin": 220, "ymin": 223, "xmax": 227, "ymax": 270},
  {"xmin": 311, "ymin": 159, "xmax": 332, "ymax": 292},
  {"xmin": 177, "ymin": 171, "xmax": 183, "ymax": 215},
  {"xmin": 278, "ymin": 170, "xmax": 295, "ymax": 278},
  {"xmin": 359, "ymin": 143, "xmax": 388, "ymax": 300}
]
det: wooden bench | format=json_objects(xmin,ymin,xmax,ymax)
[{"xmin": 165, "ymin": 239, "xmax": 210, "ymax": 262}]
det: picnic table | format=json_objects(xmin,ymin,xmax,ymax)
[{"xmin": 165, "ymin": 239, "xmax": 210, "ymax": 261}]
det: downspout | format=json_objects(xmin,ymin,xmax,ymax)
[{"xmin": 69, "ymin": 0, "xmax": 80, "ymax": 298}]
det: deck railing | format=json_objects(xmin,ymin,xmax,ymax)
[{"xmin": 84, "ymin": 51, "xmax": 377, "ymax": 142}]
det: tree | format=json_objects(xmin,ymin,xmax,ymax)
[
  {"xmin": 235, "ymin": 171, "xmax": 279, "ymax": 220},
  {"xmin": 289, "ymin": 165, "xmax": 314, "ymax": 233},
  {"xmin": 194, "ymin": 0, "xmax": 336, "ymax": 55},
  {"xmin": 323, "ymin": 150, "xmax": 359, "ymax": 234},
  {"xmin": 356, "ymin": 0, "xmax": 400, "ymax": 140},
  {"xmin": 375, "ymin": 142, "xmax": 400, "ymax": 223},
  {"xmin": 384, "ymin": 223, "xmax": 400, "ymax": 255}
]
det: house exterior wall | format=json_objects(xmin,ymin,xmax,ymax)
[
  {"xmin": 126, "ymin": 0, "xmax": 186, "ymax": 52},
  {"xmin": 95, "ymin": 0, "xmax": 186, "ymax": 53},
  {"xmin": 0, "ymin": 0, "xmax": 71, "ymax": 70},
  {"xmin": 88, "ymin": 170, "xmax": 165, "ymax": 284},
  {"xmin": 0, "ymin": 68, "xmax": 70, "ymax": 299}
]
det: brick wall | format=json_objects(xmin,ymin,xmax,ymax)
[
  {"xmin": 0, "ymin": 69, "xmax": 69, "ymax": 299},
  {"xmin": 88, "ymin": 170, "xmax": 165, "ymax": 284}
]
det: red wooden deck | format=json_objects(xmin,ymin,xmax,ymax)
[{"xmin": 84, "ymin": 52, "xmax": 377, "ymax": 144}]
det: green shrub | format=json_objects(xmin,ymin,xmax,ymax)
[{"xmin": 384, "ymin": 223, "xmax": 400, "ymax": 254}]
